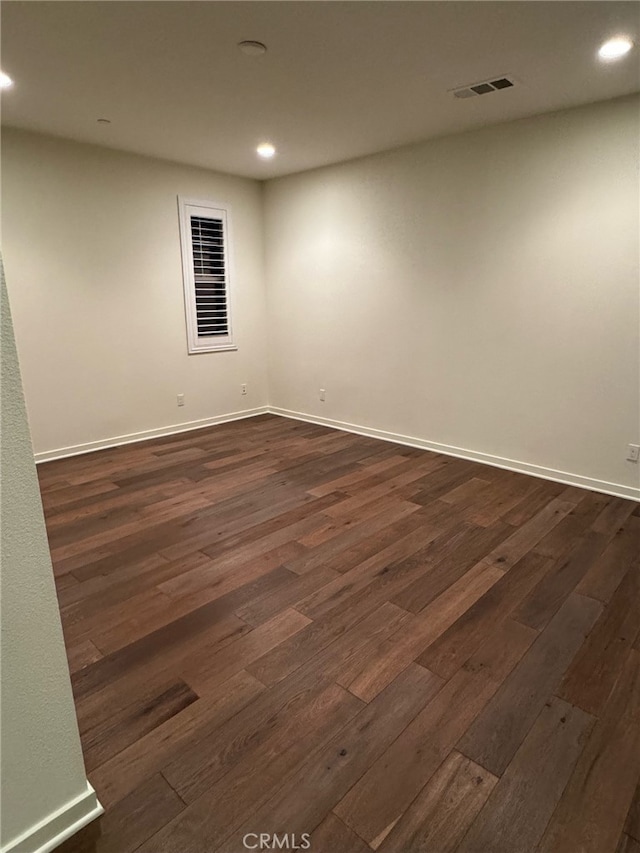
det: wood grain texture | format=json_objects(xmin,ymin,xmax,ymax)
[
  {"xmin": 53, "ymin": 818, "xmax": 101, "ymax": 853},
  {"xmin": 456, "ymin": 697, "xmax": 594, "ymax": 853},
  {"xmin": 81, "ymin": 679, "xmax": 198, "ymax": 772},
  {"xmin": 222, "ymin": 664, "xmax": 441, "ymax": 852},
  {"xmin": 617, "ymin": 834, "xmax": 640, "ymax": 853},
  {"xmin": 457, "ymin": 592, "xmax": 602, "ymax": 776},
  {"xmin": 538, "ymin": 649, "xmax": 640, "ymax": 853},
  {"xmin": 417, "ymin": 550, "xmax": 551, "ymax": 679},
  {"xmin": 378, "ymin": 751, "xmax": 498, "ymax": 853},
  {"xmin": 626, "ymin": 780, "xmax": 640, "ymax": 843},
  {"xmin": 343, "ymin": 558, "xmax": 505, "ymax": 702},
  {"xmin": 559, "ymin": 559, "xmax": 640, "ymax": 716},
  {"xmin": 92, "ymin": 774, "xmax": 184, "ymax": 853},
  {"xmin": 89, "ymin": 669, "xmax": 265, "ymax": 808},
  {"xmin": 576, "ymin": 518, "xmax": 640, "ymax": 604},
  {"xmin": 334, "ymin": 667, "xmax": 499, "ymax": 847},
  {"xmin": 310, "ymin": 813, "xmax": 371, "ymax": 853},
  {"xmin": 158, "ymin": 682, "xmax": 364, "ymax": 851},
  {"xmin": 39, "ymin": 414, "xmax": 638, "ymax": 853}
]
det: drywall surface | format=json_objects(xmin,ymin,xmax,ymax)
[
  {"xmin": 0, "ymin": 265, "xmax": 96, "ymax": 850},
  {"xmin": 264, "ymin": 95, "xmax": 640, "ymax": 494},
  {"xmin": 1, "ymin": 129, "xmax": 268, "ymax": 456}
]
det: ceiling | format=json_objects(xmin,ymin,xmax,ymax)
[{"xmin": 1, "ymin": 1, "xmax": 639, "ymax": 180}]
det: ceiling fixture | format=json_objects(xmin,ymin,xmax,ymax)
[
  {"xmin": 598, "ymin": 36, "xmax": 634, "ymax": 60},
  {"xmin": 256, "ymin": 142, "xmax": 276, "ymax": 159},
  {"xmin": 0, "ymin": 71, "xmax": 14, "ymax": 89},
  {"xmin": 238, "ymin": 40, "xmax": 267, "ymax": 56},
  {"xmin": 452, "ymin": 76, "xmax": 515, "ymax": 99}
]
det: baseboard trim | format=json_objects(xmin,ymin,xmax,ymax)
[
  {"xmin": 34, "ymin": 407, "xmax": 270, "ymax": 463},
  {"xmin": 32, "ymin": 403, "xmax": 639, "ymax": 501},
  {"xmin": 2, "ymin": 783, "xmax": 103, "ymax": 853},
  {"xmin": 269, "ymin": 407, "xmax": 640, "ymax": 502}
]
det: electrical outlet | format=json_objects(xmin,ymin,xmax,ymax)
[
  {"xmin": 241, "ymin": 383, "xmax": 247, "ymax": 396},
  {"xmin": 627, "ymin": 443, "xmax": 640, "ymax": 463},
  {"xmin": 319, "ymin": 388, "xmax": 326, "ymax": 402},
  {"xmin": 177, "ymin": 394, "xmax": 185, "ymax": 407}
]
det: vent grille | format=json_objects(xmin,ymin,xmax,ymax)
[{"xmin": 452, "ymin": 76, "xmax": 515, "ymax": 99}]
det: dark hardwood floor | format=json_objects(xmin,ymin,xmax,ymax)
[{"xmin": 39, "ymin": 414, "xmax": 640, "ymax": 853}]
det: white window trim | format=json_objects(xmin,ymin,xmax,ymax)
[{"xmin": 177, "ymin": 195, "xmax": 236, "ymax": 354}]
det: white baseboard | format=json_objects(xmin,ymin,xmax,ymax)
[
  {"xmin": 34, "ymin": 406, "xmax": 270, "ymax": 464},
  {"xmin": 269, "ymin": 407, "xmax": 640, "ymax": 502},
  {"xmin": 2, "ymin": 783, "xmax": 103, "ymax": 853},
  {"xmin": 33, "ymin": 403, "xmax": 639, "ymax": 501}
]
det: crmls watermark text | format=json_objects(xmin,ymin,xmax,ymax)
[{"xmin": 242, "ymin": 832, "xmax": 311, "ymax": 850}]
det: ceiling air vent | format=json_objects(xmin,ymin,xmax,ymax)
[{"xmin": 452, "ymin": 76, "xmax": 515, "ymax": 99}]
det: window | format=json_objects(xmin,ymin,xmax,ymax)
[{"xmin": 178, "ymin": 196, "xmax": 235, "ymax": 353}]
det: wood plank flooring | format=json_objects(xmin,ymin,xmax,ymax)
[{"xmin": 38, "ymin": 414, "xmax": 640, "ymax": 853}]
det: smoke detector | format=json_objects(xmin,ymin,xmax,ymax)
[
  {"xmin": 238, "ymin": 40, "xmax": 267, "ymax": 56},
  {"xmin": 452, "ymin": 76, "xmax": 516, "ymax": 99}
]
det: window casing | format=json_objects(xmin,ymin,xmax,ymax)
[{"xmin": 178, "ymin": 196, "xmax": 235, "ymax": 353}]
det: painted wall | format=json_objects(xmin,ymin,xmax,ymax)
[
  {"xmin": 264, "ymin": 95, "xmax": 640, "ymax": 496},
  {"xmin": 0, "ymin": 265, "xmax": 101, "ymax": 852},
  {"xmin": 2, "ymin": 99, "xmax": 639, "ymax": 495},
  {"xmin": 1, "ymin": 129, "xmax": 268, "ymax": 457}
]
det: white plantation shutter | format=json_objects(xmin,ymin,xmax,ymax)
[{"xmin": 178, "ymin": 197, "xmax": 235, "ymax": 353}]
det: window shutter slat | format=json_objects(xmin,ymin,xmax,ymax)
[{"xmin": 190, "ymin": 214, "xmax": 229, "ymax": 338}]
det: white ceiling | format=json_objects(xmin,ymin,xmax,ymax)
[{"xmin": 1, "ymin": 1, "xmax": 639, "ymax": 180}]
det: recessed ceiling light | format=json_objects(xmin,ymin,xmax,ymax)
[
  {"xmin": 598, "ymin": 36, "xmax": 634, "ymax": 60},
  {"xmin": 257, "ymin": 142, "xmax": 276, "ymax": 159},
  {"xmin": 239, "ymin": 40, "xmax": 267, "ymax": 56},
  {"xmin": 0, "ymin": 72, "xmax": 14, "ymax": 89}
]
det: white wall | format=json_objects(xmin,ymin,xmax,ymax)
[
  {"xmin": 264, "ymin": 95, "xmax": 640, "ymax": 497},
  {"xmin": 1, "ymin": 129, "xmax": 268, "ymax": 457},
  {"xmin": 2, "ymin": 99, "xmax": 639, "ymax": 496},
  {"xmin": 0, "ymin": 265, "xmax": 102, "ymax": 853}
]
